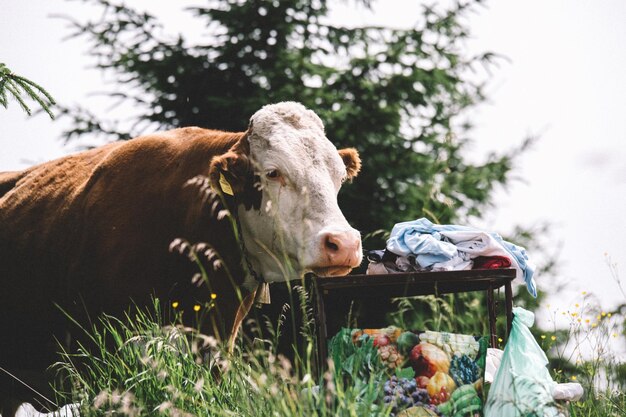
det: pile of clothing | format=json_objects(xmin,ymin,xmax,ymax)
[{"xmin": 367, "ymin": 218, "xmax": 537, "ymax": 297}]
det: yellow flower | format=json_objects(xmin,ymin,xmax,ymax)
[
  {"xmin": 172, "ymin": 301, "xmax": 179, "ymax": 309},
  {"xmin": 602, "ymin": 312, "xmax": 607, "ymax": 317},
  {"xmin": 571, "ymin": 376, "xmax": 577, "ymax": 381},
  {"xmin": 211, "ymin": 293, "xmax": 217, "ymax": 300},
  {"xmin": 613, "ymin": 333, "xmax": 618, "ymax": 338},
  {"xmin": 541, "ymin": 335, "xmax": 546, "ymax": 339},
  {"xmin": 571, "ymin": 312, "xmax": 578, "ymax": 317},
  {"xmin": 551, "ymin": 335, "xmax": 556, "ymax": 341},
  {"xmin": 592, "ymin": 323, "xmax": 598, "ymax": 328},
  {"xmin": 498, "ymin": 337, "xmax": 503, "ymax": 343},
  {"xmin": 575, "ymin": 303, "xmax": 580, "ymax": 308},
  {"xmin": 585, "ymin": 319, "xmax": 590, "ymax": 324},
  {"xmin": 193, "ymin": 304, "xmax": 201, "ymax": 312},
  {"xmin": 581, "ymin": 291, "xmax": 587, "ymax": 295},
  {"xmin": 607, "ymin": 313, "xmax": 612, "ymax": 318},
  {"xmin": 577, "ymin": 318, "xmax": 582, "ymax": 323},
  {"xmin": 597, "ymin": 315, "xmax": 601, "ymax": 320}
]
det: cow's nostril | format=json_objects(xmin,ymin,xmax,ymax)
[{"xmin": 325, "ymin": 235, "xmax": 340, "ymax": 252}]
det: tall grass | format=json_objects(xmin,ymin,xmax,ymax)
[
  {"xmin": 52, "ymin": 294, "xmax": 390, "ymax": 417},
  {"xmin": 49, "ymin": 285, "xmax": 625, "ymax": 417},
  {"xmin": 47, "ymin": 246, "xmax": 625, "ymax": 417}
]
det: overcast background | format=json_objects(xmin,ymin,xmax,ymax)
[{"xmin": 2, "ymin": 0, "xmax": 625, "ymax": 354}]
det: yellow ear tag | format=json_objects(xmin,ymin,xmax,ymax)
[{"xmin": 219, "ymin": 173, "xmax": 234, "ymax": 196}]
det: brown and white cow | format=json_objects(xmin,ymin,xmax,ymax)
[{"xmin": 0, "ymin": 102, "xmax": 362, "ymax": 413}]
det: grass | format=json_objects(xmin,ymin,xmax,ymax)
[
  {"xmin": 52, "ymin": 295, "xmax": 390, "ymax": 417},
  {"xmin": 46, "ymin": 266, "xmax": 624, "ymax": 416}
]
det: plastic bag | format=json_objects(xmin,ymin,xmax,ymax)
[{"xmin": 484, "ymin": 307, "xmax": 562, "ymax": 417}]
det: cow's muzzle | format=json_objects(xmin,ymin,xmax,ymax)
[{"xmin": 311, "ymin": 230, "xmax": 362, "ymax": 277}]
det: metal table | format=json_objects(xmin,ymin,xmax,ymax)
[{"xmin": 313, "ymin": 268, "xmax": 516, "ymax": 367}]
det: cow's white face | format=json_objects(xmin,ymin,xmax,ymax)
[{"xmin": 209, "ymin": 102, "xmax": 362, "ymax": 287}]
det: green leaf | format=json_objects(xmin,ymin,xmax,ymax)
[{"xmin": 395, "ymin": 366, "xmax": 416, "ymax": 380}]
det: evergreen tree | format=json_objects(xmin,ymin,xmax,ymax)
[{"xmin": 60, "ymin": 0, "xmax": 525, "ymax": 243}]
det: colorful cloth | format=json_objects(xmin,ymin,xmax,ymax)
[
  {"xmin": 333, "ymin": 326, "xmax": 489, "ymax": 417},
  {"xmin": 472, "ymin": 256, "xmax": 512, "ymax": 270},
  {"xmin": 386, "ymin": 218, "xmax": 537, "ymax": 297}
]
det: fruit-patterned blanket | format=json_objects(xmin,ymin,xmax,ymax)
[{"xmin": 346, "ymin": 327, "xmax": 488, "ymax": 417}]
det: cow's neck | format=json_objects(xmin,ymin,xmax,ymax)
[{"xmin": 237, "ymin": 206, "xmax": 300, "ymax": 287}]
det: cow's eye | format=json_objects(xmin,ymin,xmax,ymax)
[{"xmin": 266, "ymin": 169, "xmax": 281, "ymax": 180}]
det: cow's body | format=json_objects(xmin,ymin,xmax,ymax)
[{"xmin": 0, "ymin": 102, "xmax": 362, "ymax": 414}]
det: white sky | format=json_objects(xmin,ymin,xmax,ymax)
[{"xmin": 1, "ymin": 0, "xmax": 625, "ymax": 339}]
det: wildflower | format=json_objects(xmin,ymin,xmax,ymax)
[
  {"xmin": 613, "ymin": 333, "xmax": 618, "ymax": 338},
  {"xmin": 498, "ymin": 337, "xmax": 503, "ymax": 343},
  {"xmin": 581, "ymin": 291, "xmax": 587, "ymax": 295},
  {"xmin": 597, "ymin": 315, "xmax": 602, "ymax": 320},
  {"xmin": 571, "ymin": 312, "xmax": 578, "ymax": 317},
  {"xmin": 541, "ymin": 335, "xmax": 546, "ymax": 339},
  {"xmin": 94, "ymin": 391, "xmax": 109, "ymax": 409},
  {"xmin": 571, "ymin": 376, "xmax": 577, "ymax": 381},
  {"xmin": 602, "ymin": 312, "xmax": 607, "ymax": 317},
  {"xmin": 608, "ymin": 313, "xmax": 612, "ymax": 318},
  {"xmin": 592, "ymin": 323, "xmax": 598, "ymax": 328},
  {"xmin": 172, "ymin": 301, "xmax": 179, "ymax": 309},
  {"xmin": 546, "ymin": 304, "xmax": 551, "ymax": 309},
  {"xmin": 211, "ymin": 293, "xmax": 217, "ymax": 300},
  {"xmin": 551, "ymin": 335, "xmax": 556, "ymax": 341},
  {"xmin": 575, "ymin": 303, "xmax": 580, "ymax": 308},
  {"xmin": 577, "ymin": 318, "xmax": 582, "ymax": 323},
  {"xmin": 585, "ymin": 319, "xmax": 590, "ymax": 324},
  {"xmin": 194, "ymin": 378, "xmax": 204, "ymax": 392},
  {"xmin": 193, "ymin": 304, "xmax": 201, "ymax": 312},
  {"xmin": 158, "ymin": 401, "xmax": 172, "ymax": 412}
]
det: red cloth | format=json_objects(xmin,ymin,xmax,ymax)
[{"xmin": 472, "ymin": 255, "xmax": 512, "ymax": 269}]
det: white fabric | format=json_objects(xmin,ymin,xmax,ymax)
[
  {"xmin": 485, "ymin": 347, "xmax": 504, "ymax": 383},
  {"xmin": 434, "ymin": 230, "xmax": 524, "ymax": 281},
  {"xmin": 552, "ymin": 383, "xmax": 584, "ymax": 401},
  {"xmin": 12, "ymin": 403, "xmax": 79, "ymax": 417}
]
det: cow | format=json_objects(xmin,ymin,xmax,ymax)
[{"xmin": 0, "ymin": 102, "xmax": 363, "ymax": 414}]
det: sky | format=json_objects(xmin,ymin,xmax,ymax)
[{"xmin": 1, "ymin": 0, "xmax": 625, "ymax": 344}]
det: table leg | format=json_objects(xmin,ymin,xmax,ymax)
[
  {"xmin": 487, "ymin": 284, "xmax": 497, "ymax": 348},
  {"xmin": 505, "ymin": 279, "xmax": 513, "ymax": 337}
]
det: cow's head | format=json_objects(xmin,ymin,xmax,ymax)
[{"xmin": 209, "ymin": 102, "xmax": 362, "ymax": 286}]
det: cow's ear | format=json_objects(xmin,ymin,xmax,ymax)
[
  {"xmin": 338, "ymin": 148, "xmax": 361, "ymax": 180},
  {"xmin": 209, "ymin": 149, "xmax": 251, "ymax": 196}
]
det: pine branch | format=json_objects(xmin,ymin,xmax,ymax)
[{"xmin": 0, "ymin": 63, "xmax": 57, "ymax": 119}]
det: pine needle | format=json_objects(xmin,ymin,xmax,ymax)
[{"xmin": 0, "ymin": 63, "xmax": 56, "ymax": 119}]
